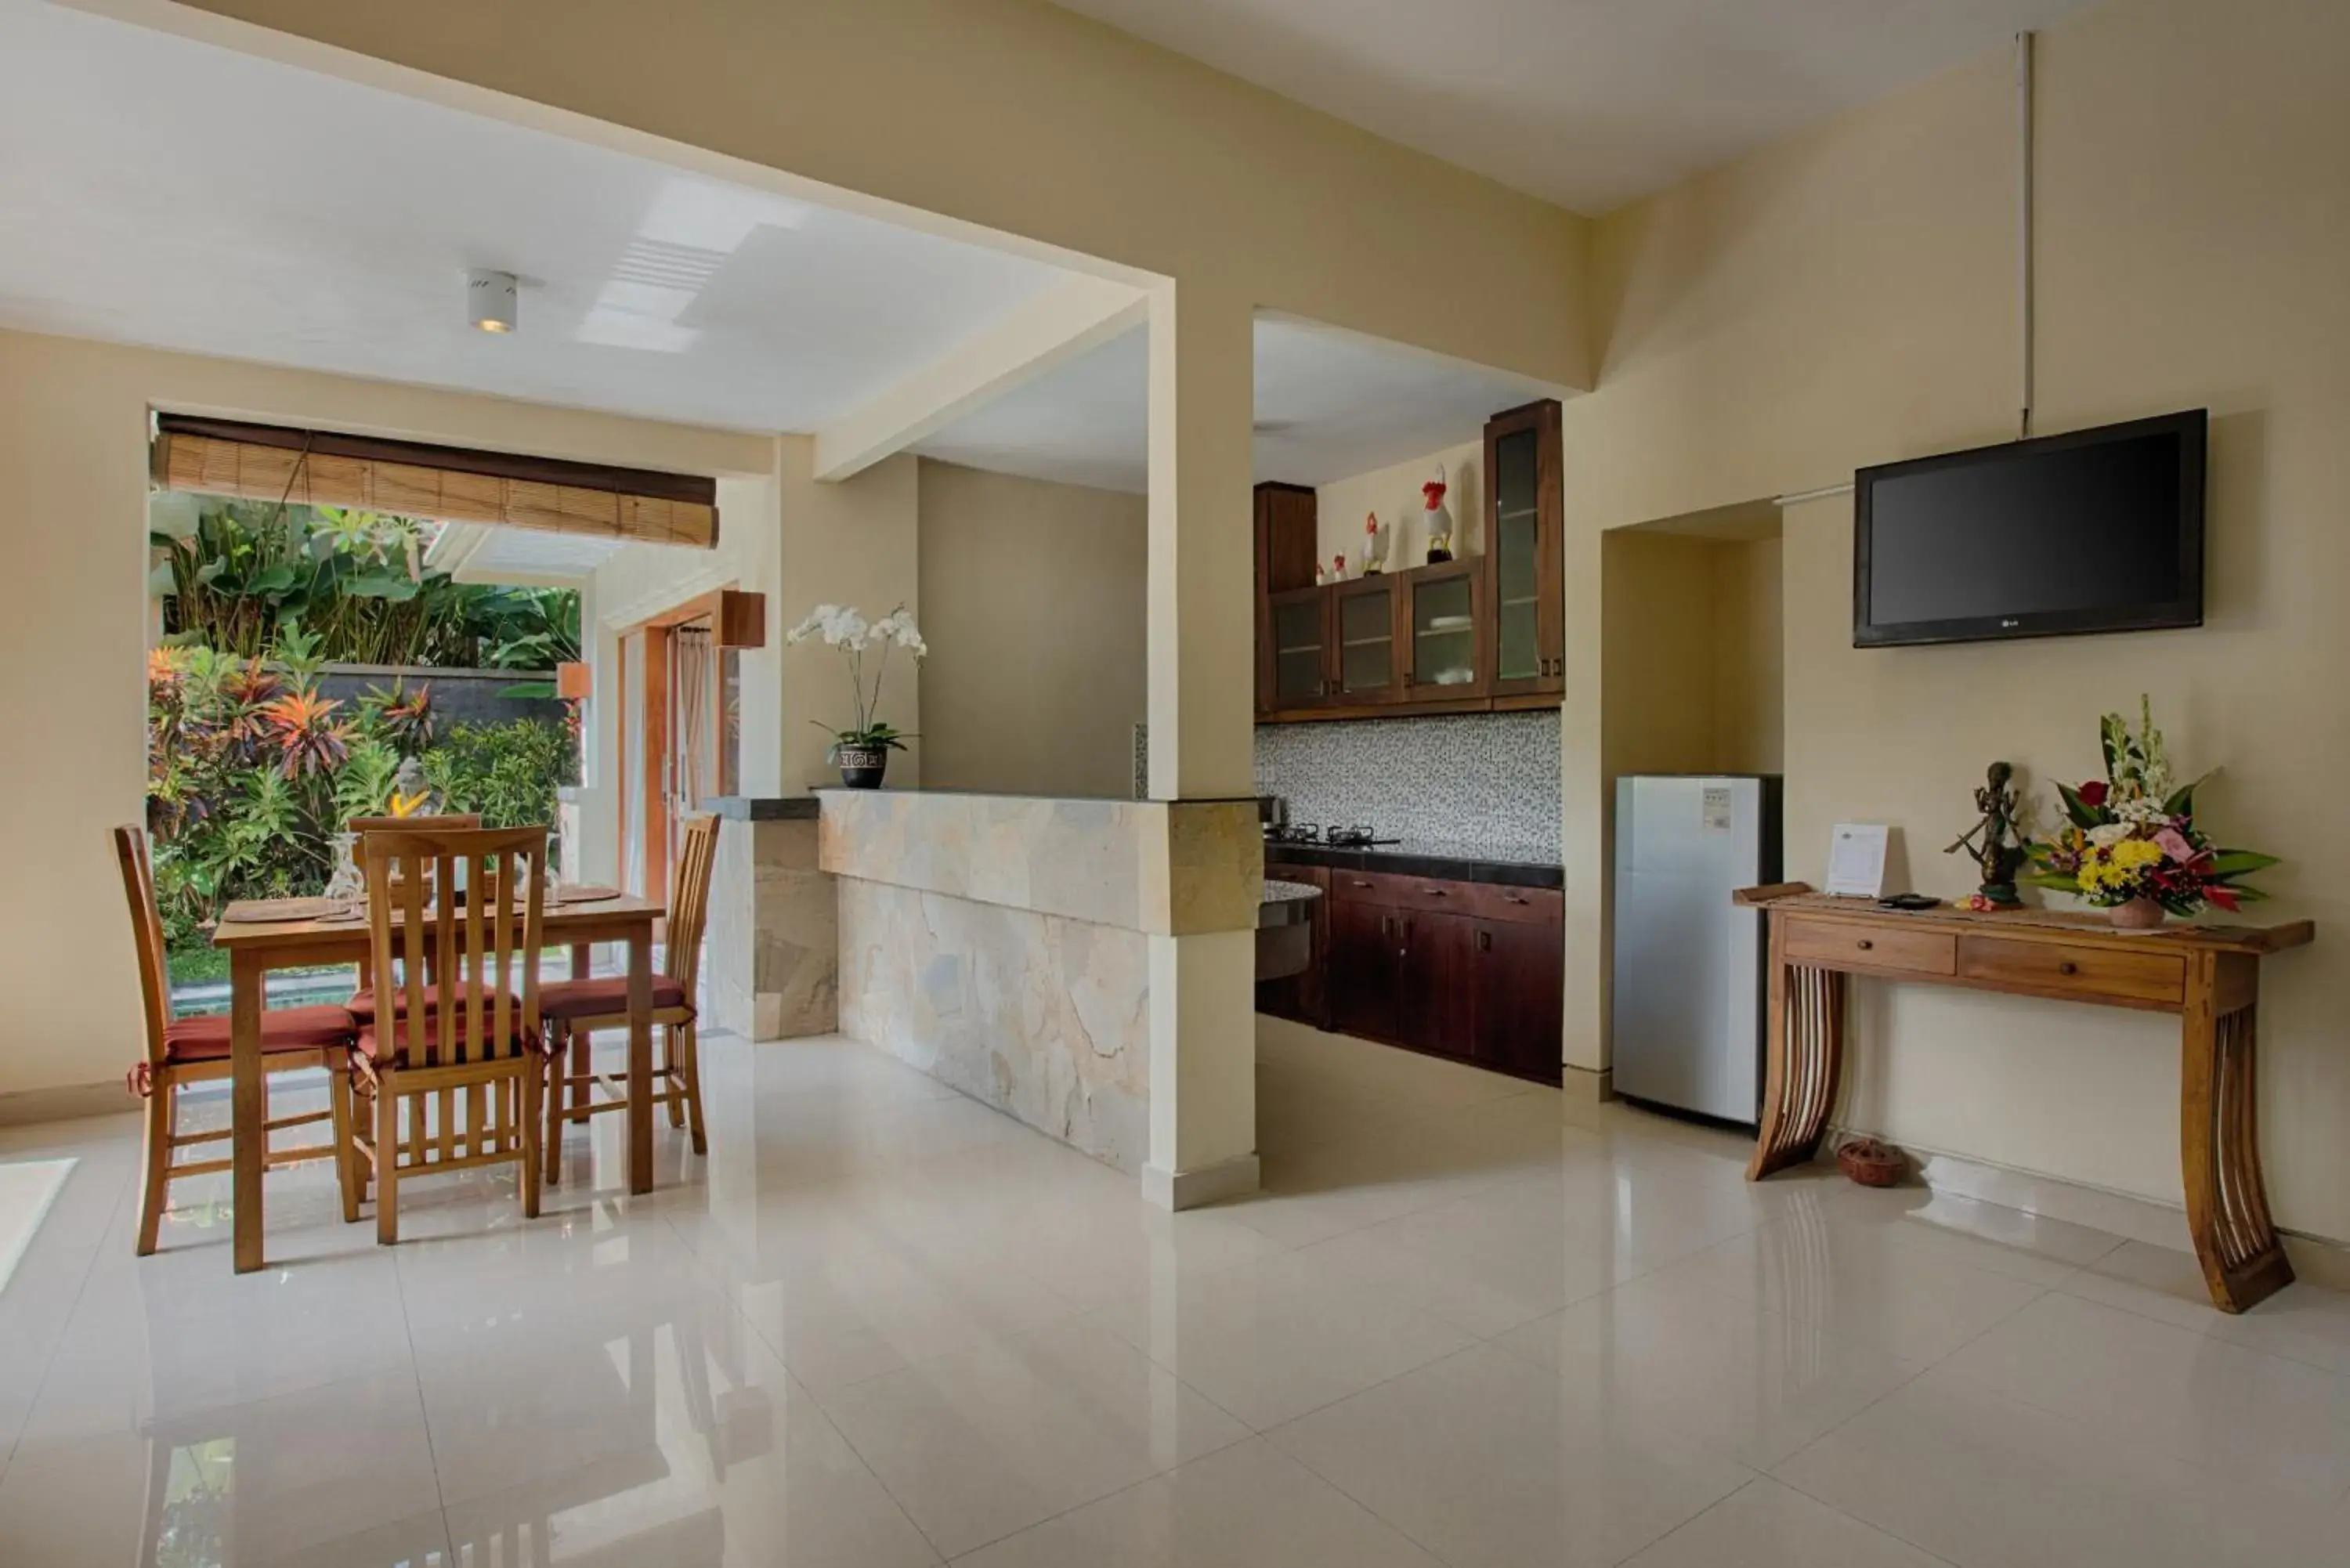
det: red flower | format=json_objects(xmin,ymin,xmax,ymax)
[{"xmin": 2077, "ymin": 780, "xmax": 2108, "ymax": 807}]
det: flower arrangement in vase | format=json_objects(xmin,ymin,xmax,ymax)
[
  {"xmin": 2022, "ymin": 697, "xmax": 2276, "ymax": 928},
  {"xmin": 784, "ymin": 602, "xmax": 925, "ymax": 788}
]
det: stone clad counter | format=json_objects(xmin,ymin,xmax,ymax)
[{"xmin": 819, "ymin": 789, "xmax": 1261, "ymax": 1173}]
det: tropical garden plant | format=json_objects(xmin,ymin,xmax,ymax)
[
  {"xmin": 146, "ymin": 497, "xmax": 584, "ymax": 978},
  {"xmin": 152, "ymin": 500, "xmax": 581, "ymax": 670}
]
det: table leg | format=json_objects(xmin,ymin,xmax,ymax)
[
  {"xmin": 568, "ymin": 943, "xmax": 594, "ymax": 1117},
  {"xmin": 230, "ymin": 949, "xmax": 266, "ymax": 1273},
  {"xmin": 1748, "ymin": 921, "xmax": 1846, "ymax": 1180},
  {"xmin": 627, "ymin": 923, "xmax": 653, "ymax": 1195},
  {"xmin": 2181, "ymin": 954, "xmax": 2293, "ymax": 1312}
]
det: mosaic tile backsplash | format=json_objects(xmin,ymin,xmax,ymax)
[{"xmin": 1253, "ymin": 710, "xmax": 1561, "ymax": 860}]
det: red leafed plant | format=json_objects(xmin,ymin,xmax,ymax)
[{"xmin": 260, "ymin": 689, "xmax": 352, "ymax": 779}]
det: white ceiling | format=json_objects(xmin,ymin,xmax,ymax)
[
  {"xmin": 1051, "ymin": 0, "xmax": 2099, "ymax": 214},
  {"xmin": 915, "ymin": 316, "xmax": 1553, "ymax": 493},
  {"xmin": 0, "ymin": 0, "xmax": 1070, "ymax": 434}
]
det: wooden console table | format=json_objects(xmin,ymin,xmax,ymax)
[{"xmin": 1735, "ymin": 884, "xmax": 2316, "ymax": 1313}]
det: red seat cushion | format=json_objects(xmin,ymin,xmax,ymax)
[
  {"xmin": 537, "ymin": 975, "xmax": 692, "ymax": 1021},
  {"xmin": 347, "ymin": 981, "xmax": 519, "ymax": 1023},
  {"xmin": 356, "ymin": 1013, "xmax": 541, "ymax": 1068},
  {"xmin": 161, "ymin": 1005, "xmax": 358, "ymax": 1064}
]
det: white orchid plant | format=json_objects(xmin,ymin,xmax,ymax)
[{"xmin": 784, "ymin": 602, "xmax": 926, "ymax": 757}]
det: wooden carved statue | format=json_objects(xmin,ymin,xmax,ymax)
[{"xmin": 1946, "ymin": 760, "xmax": 2026, "ymax": 907}]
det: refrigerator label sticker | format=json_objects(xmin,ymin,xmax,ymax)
[{"xmin": 1701, "ymin": 786, "xmax": 1734, "ymax": 833}]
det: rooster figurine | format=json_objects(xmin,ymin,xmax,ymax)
[{"xmin": 1422, "ymin": 464, "xmax": 1456, "ymax": 563}]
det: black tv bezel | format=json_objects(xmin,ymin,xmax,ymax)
[{"xmin": 1851, "ymin": 408, "xmax": 2207, "ymax": 649}]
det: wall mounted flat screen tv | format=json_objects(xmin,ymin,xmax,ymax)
[{"xmin": 1853, "ymin": 409, "xmax": 2205, "ymax": 647}]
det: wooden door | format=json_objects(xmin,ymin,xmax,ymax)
[
  {"xmin": 1329, "ymin": 577, "xmax": 1404, "ymax": 706},
  {"xmin": 1473, "ymin": 918, "xmax": 1564, "ymax": 1082},
  {"xmin": 1395, "ymin": 909, "xmax": 1476, "ymax": 1060},
  {"xmin": 1401, "ymin": 562, "xmax": 1485, "ymax": 702},
  {"xmin": 1482, "ymin": 399, "xmax": 1564, "ymax": 699},
  {"xmin": 1325, "ymin": 894, "xmax": 1399, "ymax": 1042},
  {"xmin": 1263, "ymin": 587, "xmax": 1332, "ymax": 714}
]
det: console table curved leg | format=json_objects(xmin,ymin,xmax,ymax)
[
  {"xmin": 1748, "ymin": 954, "xmax": 1845, "ymax": 1180},
  {"xmin": 2182, "ymin": 982, "xmax": 2293, "ymax": 1313}
]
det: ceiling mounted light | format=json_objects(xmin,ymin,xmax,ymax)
[{"xmin": 467, "ymin": 269, "xmax": 519, "ymax": 334}]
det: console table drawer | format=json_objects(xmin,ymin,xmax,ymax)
[
  {"xmin": 1783, "ymin": 918, "xmax": 1954, "ymax": 977},
  {"xmin": 1958, "ymin": 937, "xmax": 2186, "ymax": 1007}
]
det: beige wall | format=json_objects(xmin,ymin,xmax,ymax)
[
  {"xmin": 916, "ymin": 460, "xmax": 1147, "ymax": 800},
  {"xmin": 0, "ymin": 327, "xmax": 768, "ymax": 1104},
  {"xmin": 577, "ymin": 436, "xmax": 924, "ymax": 889},
  {"xmin": 1712, "ymin": 537, "xmax": 1784, "ymax": 775},
  {"xmin": 1562, "ymin": 0, "xmax": 2350, "ymax": 1243},
  {"xmin": 1311, "ymin": 439, "xmax": 1484, "ymax": 573},
  {"xmin": 1600, "ymin": 529, "xmax": 1783, "ymax": 782}
]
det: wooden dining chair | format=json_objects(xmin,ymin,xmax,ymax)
[
  {"xmin": 543, "ymin": 812, "xmax": 720, "ymax": 1180},
  {"xmin": 349, "ymin": 822, "xmax": 548, "ymax": 1243},
  {"xmin": 344, "ymin": 813, "xmax": 481, "ymax": 1016},
  {"xmin": 112, "ymin": 826, "xmax": 358, "ymax": 1255}
]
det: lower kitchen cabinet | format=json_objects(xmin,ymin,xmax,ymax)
[
  {"xmin": 1325, "ymin": 894, "xmax": 1400, "ymax": 1041},
  {"xmin": 1265, "ymin": 866, "xmax": 1562, "ymax": 1086},
  {"xmin": 1470, "ymin": 917, "xmax": 1565, "ymax": 1081}
]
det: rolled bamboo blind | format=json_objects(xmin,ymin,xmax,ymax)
[{"xmin": 150, "ymin": 414, "xmax": 719, "ymax": 548}]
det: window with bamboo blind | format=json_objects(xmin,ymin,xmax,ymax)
[{"xmin": 150, "ymin": 414, "xmax": 719, "ymax": 548}]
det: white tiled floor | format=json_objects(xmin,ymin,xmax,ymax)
[{"xmin": 1, "ymin": 1016, "xmax": 2346, "ymax": 1566}]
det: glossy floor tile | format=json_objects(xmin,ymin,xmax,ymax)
[{"xmin": 3, "ymin": 1022, "xmax": 2347, "ymax": 1567}]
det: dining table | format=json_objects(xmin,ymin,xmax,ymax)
[{"xmin": 211, "ymin": 888, "xmax": 667, "ymax": 1273}]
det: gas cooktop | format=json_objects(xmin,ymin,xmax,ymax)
[{"xmin": 1263, "ymin": 824, "xmax": 1401, "ymax": 848}]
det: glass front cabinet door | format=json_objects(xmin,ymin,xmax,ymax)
[
  {"xmin": 1264, "ymin": 586, "xmax": 1331, "ymax": 710},
  {"xmin": 1402, "ymin": 562, "xmax": 1484, "ymax": 701},
  {"xmin": 1331, "ymin": 577, "xmax": 1403, "ymax": 705},
  {"xmin": 1482, "ymin": 399, "xmax": 1564, "ymax": 698}
]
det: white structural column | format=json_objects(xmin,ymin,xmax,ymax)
[{"xmin": 1142, "ymin": 276, "xmax": 1261, "ymax": 1210}]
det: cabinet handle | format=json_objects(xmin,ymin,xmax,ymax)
[
  {"xmin": 1477, "ymin": 930, "xmax": 1492, "ymax": 953},
  {"xmin": 1422, "ymin": 887, "xmax": 1448, "ymax": 898},
  {"xmin": 1855, "ymin": 938, "xmax": 1875, "ymax": 951},
  {"xmin": 2059, "ymin": 961, "xmax": 2079, "ymax": 975},
  {"xmin": 1504, "ymin": 894, "xmax": 1528, "ymax": 905}
]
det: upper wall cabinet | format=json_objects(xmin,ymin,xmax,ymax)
[
  {"xmin": 1255, "ymin": 399, "xmax": 1563, "ymax": 723},
  {"xmin": 1482, "ymin": 399, "xmax": 1564, "ymax": 699}
]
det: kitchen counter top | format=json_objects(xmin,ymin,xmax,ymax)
[{"xmin": 1261, "ymin": 838, "xmax": 1564, "ymax": 890}]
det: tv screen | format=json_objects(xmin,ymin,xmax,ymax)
[{"xmin": 1853, "ymin": 410, "xmax": 2205, "ymax": 647}]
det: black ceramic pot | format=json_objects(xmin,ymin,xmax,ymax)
[{"xmin": 835, "ymin": 742, "xmax": 889, "ymax": 789}]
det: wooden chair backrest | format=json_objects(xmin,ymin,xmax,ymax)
[
  {"xmin": 111, "ymin": 826, "xmax": 172, "ymax": 1068},
  {"xmin": 346, "ymin": 812, "xmax": 482, "ymax": 833},
  {"xmin": 360, "ymin": 823, "xmax": 545, "ymax": 1068},
  {"xmin": 665, "ymin": 814, "xmax": 721, "ymax": 988}
]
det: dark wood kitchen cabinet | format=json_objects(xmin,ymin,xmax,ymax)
[
  {"xmin": 1325, "ymin": 893, "xmax": 1400, "ymax": 1040},
  {"xmin": 1481, "ymin": 398, "xmax": 1565, "ymax": 701},
  {"xmin": 1470, "ymin": 916, "xmax": 1565, "ymax": 1080},
  {"xmin": 1255, "ymin": 399, "xmax": 1563, "ymax": 722},
  {"xmin": 1280, "ymin": 868, "xmax": 1563, "ymax": 1086}
]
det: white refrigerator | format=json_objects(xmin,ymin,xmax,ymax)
[{"xmin": 1611, "ymin": 775, "xmax": 1783, "ymax": 1125}]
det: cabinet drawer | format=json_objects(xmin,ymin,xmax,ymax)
[
  {"xmin": 1782, "ymin": 917, "xmax": 1954, "ymax": 977},
  {"xmin": 1957, "ymin": 937, "xmax": 2185, "ymax": 1007},
  {"xmin": 1473, "ymin": 883, "xmax": 1563, "ymax": 925},
  {"xmin": 1329, "ymin": 869, "xmax": 1477, "ymax": 913}
]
